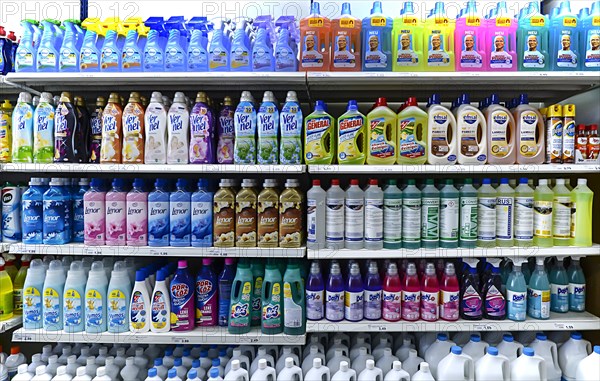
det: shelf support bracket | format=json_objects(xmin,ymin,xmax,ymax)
[{"xmin": 2, "ymin": 78, "xmax": 42, "ymax": 96}]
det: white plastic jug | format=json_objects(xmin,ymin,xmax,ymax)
[
  {"xmin": 250, "ymin": 359, "xmax": 277, "ymax": 381},
  {"xmin": 452, "ymin": 332, "xmax": 473, "ymax": 347},
  {"xmin": 394, "ymin": 340, "xmax": 414, "ymax": 362},
  {"xmin": 352, "ymin": 348, "xmax": 374, "ymax": 376},
  {"xmin": 304, "ymin": 337, "xmax": 326, "ymax": 359},
  {"xmin": 277, "ymin": 348, "xmax": 300, "ymax": 374},
  {"xmin": 327, "ymin": 340, "xmax": 349, "ymax": 363},
  {"xmin": 436, "ymin": 346, "xmax": 474, "ymax": 381},
  {"xmin": 332, "ymin": 361, "xmax": 356, "ymax": 381},
  {"xmin": 418, "ymin": 333, "xmax": 439, "ymax": 357},
  {"xmin": 71, "ymin": 368, "xmax": 91, "ymax": 381},
  {"xmin": 77, "ymin": 348, "xmax": 90, "ymax": 366},
  {"xmin": 328, "ymin": 349, "xmax": 350, "ymax": 375},
  {"xmin": 13, "ymin": 364, "xmax": 34, "ymax": 381},
  {"xmin": 558, "ymin": 332, "xmax": 592, "ymax": 381},
  {"xmin": 6, "ymin": 347, "xmax": 27, "ymax": 378},
  {"xmin": 145, "ymin": 368, "xmax": 162, "ymax": 381},
  {"xmin": 475, "ymin": 347, "xmax": 510, "ymax": 381},
  {"xmin": 251, "ymin": 349, "xmax": 275, "ymax": 375},
  {"xmin": 84, "ymin": 358, "xmax": 98, "ymax": 378},
  {"xmin": 401, "ymin": 350, "xmax": 424, "ymax": 377},
  {"xmin": 224, "ymin": 360, "xmax": 249, "ymax": 381},
  {"xmin": 497, "ymin": 334, "xmax": 524, "ymax": 362},
  {"xmin": 333, "ymin": 333, "xmax": 351, "ymax": 349},
  {"xmin": 226, "ymin": 350, "xmax": 251, "ymax": 374},
  {"xmin": 575, "ymin": 346, "xmax": 600, "ymax": 381},
  {"xmin": 119, "ymin": 357, "xmax": 140, "ymax": 381},
  {"xmin": 375, "ymin": 349, "xmax": 399, "ymax": 376},
  {"xmin": 351, "ymin": 338, "xmax": 372, "ymax": 361},
  {"xmin": 95, "ymin": 348, "xmax": 108, "ymax": 366},
  {"xmin": 424, "ymin": 334, "xmax": 455, "ymax": 378},
  {"xmin": 51, "ymin": 367, "xmax": 73, "ymax": 381},
  {"xmin": 303, "ymin": 346, "xmax": 327, "ymax": 376},
  {"xmin": 277, "ymin": 358, "xmax": 302, "ymax": 381},
  {"xmin": 529, "ymin": 334, "xmax": 561, "ymax": 381},
  {"xmin": 510, "ymin": 348, "xmax": 546, "ymax": 381},
  {"xmin": 66, "ymin": 356, "xmax": 79, "ymax": 377},
  {"xmin": 238, "ymin": 346, "xmax": 257, "ymax": 363},
  {"xmin": 305, "ymin": 358, "xmax": 331, "ymax": 381},
  {"xmin": 462, "ymin": 335, "xmax": 489, "ymax": 363},
  {"xmin": 483, "ymin": 332, "xmax": 505, "ymax": 347},
  {"xmin": 91, "ymin": 367, "xmax": 111, "ymax": 381},
  {"xmin": 358, "ymin": 360, "xmax": 383, "ymax": 381},
  {"xmin": 31, "ymin": 366, "xmax": 52, "ymax": 381},
  {"xmin": 29, "ymin": 354, "xmax": 45, "ymax": 374},
  {"xmin": 383, "ymin": 361, "xmax": 409, "ymax": 381},
  {"xmin": 353, "ymin": 333, "xmax": 372, "ymax": 348},
  {"xmin": 372, "ymin": 339, "xmax": 392, "ymax": 362},
  {"xmin": 411, "ymin": 363, "xmax": 434, "ymax": 381}
]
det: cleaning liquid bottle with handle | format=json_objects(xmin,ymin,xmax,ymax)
[
  {"xmin": 283, "ymin": 263, "xmax": 305, "ymax": 335},
  {"xmin": 228, "ymin": 261, "xmax": 253, "ymax": 334},
  {"xmin": 331, "ymin": 2, "xmax": 361, "ymax": 71},
  {"xmin": 436, "ymin": 346, "xmax": 474, "ymax": 381},
  {"xmin": 337, "ymin": 100, "xmax": 366, "ymax": 165},
  {"xmin": 486, "ymin": 94, "xmax": 516, "ymax": 164},
  {"xmin": 304, "ymin": 100, "xmax": 334, "ymax": 165},
  {"xmin": 412, "ymin": 363, "xmax": 434, "ymax": 381},
  {"xmin": 424, "ymin": 2, "xmax": 455, "ymax": 71},
  {"xmin": 487, "ymin": 1, "xmax": 518, "ymax": 71},
  {"xmin": 367, "ymin": 98, "xmax": 397, "ymax": 165},
  {"xmin": 392, "ymin": 2, "xmax": 425, "ymax": 72},
  {"xmin": 397, "ymin": 97, "xmax": 427, "ymax": 164},
  {"xmin": 362, "ymin": 1, "xmax": 392, "ymax": 71},
  {"xmin": 582, "ymin": 1, "xmax": 600, "ymax": 70},
  {"xmin": 518, "ymin": 2, "xmax": 549, "ymax": 70},
  {"xmin": 550, "ymin": 1, "xmax": 581, "ymax": 70},
  {"xmin": 260, "ymin": 263, "xmax": 283, "ymax": 334},
  {"xmin": 514, "ymin": 94, "xmax": 544, "ymax": 164},
  {"xmin": 455, "ymin": 1, "xmax": 485, "ymax": 71},
  {"xmin": 456, "ymin": 94, "xmax": 487, "ymax": 164},
  {"xmin": 427, "ymin": 94, "xmax": 457, "ymax": 165},
  {"xmin": 300, "ymin": 2, "xmax": 331, "ymax": 71}
]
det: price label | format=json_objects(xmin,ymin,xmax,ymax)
[
  {"xmin": 84, "ymin": 247, "xmax": 103, "ymax": 256},
  {"xmin": 172, "ymin": 337, "xmax": 190, "ymax": 344},
  {"xmin": 238, "ymin": 337, "xmax": 259, "ymax": 344},
  {"xmin": 474, "ymin": 324, "xmax": 493, "ymax": 331},
  {"xmin": 14, "ymin": 332, "xmax": 34, "ymax": 341},
  {"xmin": 367, "ymin": 324, "xmax": 387, "ymax": 331},
  {"xmin": 209, "ymin": 249, "xmax": 229, "ymax": 257},
  {"xmin": 554, "ymin": 323, "xmax": 575, "ymax": 330},
  {"xmin": 149, "ymin": 249, "xmax": 169, "ymax": 256}
]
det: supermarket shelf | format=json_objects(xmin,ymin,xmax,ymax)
[
  {"xmin": 1, "ymin": 242, "xmax": 9, "ymax": 253},
  {"xmin": 12, "ymin": 327, "xmax": 305, "ymax": 345},
  {"xmin": 0, "ymin": 163, "xmax": 306, "ymax": 174},
  {"xmin": 306, "ymin": 312, "xmax": 600, "ymax": 332},
  {"xmin": 307, "ymin": 245, "xmax": 600, "ymax": 259},
  {"xmin": 308, "ymin": 164, "xmax": 600, "ymax": 174},
  {"xmin": 0, "ymin": 316, "xmax": 22, "ymax": 333},
  {"xmin": 8, "ymin": 243, "xmax": 306, "ymax": 258}
]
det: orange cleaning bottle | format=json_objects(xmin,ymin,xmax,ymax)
[
  {"xmin": 300, "ymin": 2, "xmax": 331, "ymax": 71},
  {"xmin": 330, "ymin": 2, "xmax": 362, "ymax": 71}
]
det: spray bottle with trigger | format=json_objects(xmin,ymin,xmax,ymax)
[
  {"xmin": 483, "ymin": 258, "xmax": 507, "ymax": 320},
  {"xmin": 460, "ymin": 258, "xmax": 482, "ymax": 320}
]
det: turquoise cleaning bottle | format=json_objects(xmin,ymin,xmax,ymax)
[
  {"xmin": 261, "ymin": 263, "xmax": 283, "ymax": 335},
  {"xmin": 275, "ymin": 25, "xmax": 297, "ymax": 72},
  {"xmin": 549, "ymin": 1, "xmax": 581, "ymax": 70},
  {"xmin": 517, "ymin": 1, "xmax": 550, "ymax": 70},
  {"xmin": 361, "ymin": 1, "xmax": 393, "ymax": 71},
  {"xmin": 230, "ymin": 26, "xmax": 252, "ymax": 71},
  {"xmin": 100, "ymin": 30, "xmax": 121, "ymax": 72},
  {"xmin": 144, "ymin": 29, "xmax": 164, "ymax": 72},
  {"xmin": 549, "ymin": 257, "xmax": 569, "ymax": 313},
  {"xmin": 188, "ymin": 29, "xmax": 208, "ymax": 71},
  {"xmin": 122, "ymin": 29, "xmax": 142, "ymax": 72},
  {"xmin": 165, "ymin": 29, "xmax": 187, "ymax": 72},
  {"xmin": 527, "ymin": 257, "xmax": 550, "ymax": 320},
  {"xmin": 36, "ymin": 21, "xmax": 59, "ymax": 72},
  {"xmin": 283, "ymin": 263, "xmax": 306, "ymax": 335},
  {"xmin": 567, "ymin": 258, "xmax": 586, "ymax": 312},
  {"xmin": 228, "ymin": 261, "xmax": 253, "ymax": 334},
  {"xmin": 506, "ymin": 258, "xmax": 527, "ymax": 321},
  {"xmin": 208, "ymin": 28, "xmax": 229, "ymax": 71},
  {"xmin": 79, "ymin": 29, "xmax": 100, "ymax": 72},
  {"xmin": 581, "ymin": 1, "xmax": 600, "ymax": 70},
  {"xmin": 59, "ymin": 21, "xmax": 79, "ymax": 72},
  {"xmin": 253, "ymin": 27, "xmax": 274, "ymax": 71}
]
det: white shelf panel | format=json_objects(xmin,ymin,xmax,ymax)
[
  {"xmin": 0, "ymin": 316, "xmax": 22, "ymax": 333},
  {"xmin": 307, "ymin": 245, "xmax": 600, "ymax": 259},
  {"xmin": 0, "ymin": 163, "xmax": 305, "ymax": 174},
  {"xmin": 1, "ymin": 242, "xmax": 9, "ymax": 253},
  {"xmin": 308, "ymin": 164, "xmax": 600, "ymax": 174},
  {"xmin": 307, "ymin": 312, "xmax": 600, "ymax": 332},
  {"xmin": 8, "ymin": 243, "xmax": 305, "ymax": 258},
  {"xmin": 12, "ymin": 327, "xmax": 305, "ymax": 345}
]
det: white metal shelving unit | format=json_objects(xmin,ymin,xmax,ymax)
[
  {"xmin": 0, "ymin": 316, "xmax": 22, "ymax": 334},
  {"xmin": 308, "ymin": 164, "xmax": 600, "ymax": 174}
]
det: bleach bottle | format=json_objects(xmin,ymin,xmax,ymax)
[
  {"xmin": 234, "ymin": 91, "xmax": 257, "ymax": 164},
  {"xmin": 582, "ymin": 1, "xmax": 600, "ymax": 70},
  {"xmin": 284, "ymin": 263, "xmax": 305, "ymax": 335},
  {"xmin": 326, "ymin": 261, "xmax": 345, "ymax": 322},
  {"xmin": 304, "ymin": 100, "xmax": 335, "ymax": 165},
  {"xmin": 23, "ymin": 259, "xmax": 45, "ymax": 329},
  {"xmin": 129, "ymin": 269, "xmax": 150, "ymax": 333},
  {"xmin": 279, "ymin": 91, "xmax": 303, "ymax": 165},
  {"xmin": 337, "ymin": 100, "xmax": 366, "ymax": 165},
  {"xmin": 455, "ymin": 1, "xmax": 485, "ymax": 71},
  {"xmin": 397, "ymin": 97, "xmax": 427, "ymax": 165},
  {"xmin": 253, "ymin": 27, "xmax": 274, "ymax": 71},
  {"xmin": 331, "ymin": 2, "xmax": 362, "ymax": 71},
  {"xmin": 261, "ymin": 263, "xmax": 283, "ymax": 334},
  {"xmin": 518, "ymin": 2, "xmax": 550, "ymax": 70},
  {"xmin": 306, "ymin": 261, "xmax": 324, "ymax": 321},
  {"xmin": 228, "ymin": 261, "xmax": 253, "ymax": 334},
  {"xmin": 550, "ymin": 1, "xmax": 581, "ymax": 70},
  {"xmin": 362, "ymin": 1, "xmax": 392, "ymax": 71},
  {"xmin": 43, "ymin": 260, "xmax": 66, "ymax": 331},
  {"xmin": 427, "ymin": 94, "xmax": 457, "ymax": 165},
  {"xmin": 455, "ymin": 94, "xmax": 487, "ymax": 164},
  {"xmin": 528, "ymin": 258, "xmax": 551, "ymax": 320},
  {"xmin": 63, "ymin": 261, "xmax": 86, "ymax": 333},
  {"xmin": 85, "ymin": 262, "xmax": 108, "ymax": 333},
  {"xmin": 170, "ymin": 260, "xmax": 195, "ymax": 331},
  {"xmin": 300, "ymin": 2, "xmax": 331, "ymax": 71},
  {"xmin": 367, "ymin": 97, "xmax": 397, "ymax": 165},
  {"xmin": 392, "ymin": 2, "xmax": 425, "ymax": 72},
  {"xmin": 151, "ymin": 269, "xmax": 171, "ymax": 333},
  {"xmin": 486, "ymin": 2, "xmax": 518, "ymax": 71},
  {"xmin": 257, "ymin": 91, "xmax": 279, "ymax": 165},
  {"xmin": 424, "ymin": 2, "xmax": 455, "ymax": 71}
]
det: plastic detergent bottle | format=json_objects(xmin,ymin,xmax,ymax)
[
  {"xmin": 427, "ymin": 94, "xmax": 456, "ymax": 165},
  {"xmin": 527, "ymin": 257, "xmax": 551, "ymax": 320},
  {"xmin": 164, "ymin": 29, "xmax": 186, "ymax": 72},
  {"xmin": 514, "ymin": 94, "xmax": 544, "ymax": 164},
  {"xmin": 143, "ymin": 29, "xmax": 164, "ymax": 71},
  {"xmin": 530, "ymin": 334, "xmax": 561, "ymax": 381},
  {"xmin": 36, "ymin": 21, "xmax": 59, "ymax": 72},
  {"xmin": 217, "ymin": 96, "xmax": 235, "ymax": 164},
  {"xmin": 550, "ymin": 2, "xmax": 581, "ymax": 70},
  {"xmin": 571, "ymin": 178, "xmax": 593, "ymax": 246},
  {"xmin": 63, "ymin": 262, "xmax": 86, "ymax": 333},
  {"xmin": 400, "ymin": 263, "xmax": 419, "ymax": 321},
  {"xmin": 21, "ymin": 178, "xmax": 44, "ymax": 244},
  {"xmin": 11, "ymin": 92, "xmax": 34, "ymax": 163},
  {"xmin": 402, "ymin": 179, "xmax": 421, "ymax": 248},
  {"xmin": 43, "ymin": 178, "xmax": 71, "ymax": 245},
  {"xmin": 150, "ymin": 268, "xmax": 170, "ymax": 333},
  {"xmin": 461, "ymin": 259, "xmax": 482, "ymax": 320},
  {"xmin": 235, "ymin": 179, "xmax": 258, "ymax": 248},
  {"xmin": 121, "ymin": 92, "xmax": 145, "ymax": 164},
  {"xmin": 170, "ymin": 260, "xmax": 194, "ymax": 330},
  {"xmin": 274, "ymin": 23, "xmax": 297, "ymax": 72},
  {"xmin": 440, "ymin": 263, "xmax": 459, "ymax": 321},
  {"xmin": 364, "ymin": 179, "xmax": 383, "ymax": 249},
  {"xmin": 228, "ymin": 261, "xmax": 253, "ymax": 334},
  {"xmin": 14, "ymin": 21, "xmax": 36, "ymax": 72},
  {"xmin": 121, "ymin": 30, "xmax": 142, "ymax": 72},
  {"xmin": 126, "ymin": 178, "xmax": 147, "ymax": 246},
  {"xmin": 483, "ymin": 258, "xmax": 506, "ymax": 320},
  {"xmin": 300, "ymin": 2, "xmax": 331, "ymax": 71},
  {"xmin": 330, "ymin": 2, "xmax": 361, "ymax": 71},
  {"xmin": 392, "ymin": 2, "xmax": 425, "ymax": 72},
  {"xmin": 425, "ymin": 334, "xmax": 456, "ymax": 379},
  {"xmin": 533, "ymin": 179, "xmax": 553, "ymax": 247},
  {"xmin": 495, "ymin": 178, "xmax": 514, "ymax": 247},
  {"xmin": 22, "ymin": 259, "xmax": 45, "ymax": 329},
  {"xmin": 568, "ymin": 258, "xmax": 586, "ymax": 312},
  {"xmin": 304, "ymin": 100, "xmax": 334, "ymax": 164},
  {"xmin": 421, "ymin": 263, "xmax": 439, "ymax": 321},
  {"xmin": 85, "ymin": 262, "xmax": 108, "ymax": 333},
  {"xmin": 79, "ymin": 29, "xmax": 100, "ymax": 72},
  {"xmin": 2, "ymin": 182, "xmax": 21, "ymax": 243},
  {"xmin": 234, "ymin": 91, "xmax": 257, "ymax": 164},
  {"xmin": 105, "ymin": 178, "xmax": 127, "ymax": 245},
  {"xmin": 332, "ymin": 361, "xmax": 356, "ymax": 381},
  {"xmin": 366, "ymin": 98, "xmax": 396, "ymax": 165},
  {"xmin": 0, "ymin": 260, "xmax": 13, "ymax": 322},
  {"xmin": 250, "ymin": 261, "xmax": 264, "ymax": 327},
  {"xmin": 257, "ymin": 91, "xmax": 279, "ymax": 164},
  {"xmin": 421, "ymin": 179, "xmax": 440, "ymax": 248},
  {"xmin": 144, "ymin": 92, "xmax": 167, "ymax": 164},
  {"xmin": 187, "ymin": 29, "xmax": 208, "ymax": 72},
  {"xmin": 486, "ymin": 94, "xmax": 516, "ymax": 164},
  {"xmin": 54, "ymin": 92, "xmax": 79, "ymax": 163},
  {"xmin": 397, "ymin": 97, "xmax": 427, "ymax": 164},
  {"xmin": 0, "ymin": 100, "xmax": 13, "ymax": 163},
  {"xmin": 189, "ymin": 92, "xmax": 214, "ymax": 164},
  {"xmin": 560, "ymin": 333, "xmax": 592, "ymax": 381},
  {"xmin": 424, "ymin": 2, "xmax": 455, "ymax": 71},
  {"xmin": 191, "ymin": 179, "xmax": 213, "ymax": 247},
  {"xmin": 148, "ymin": 178, "xmax": 170, "ymax": 246},
  {"xmin": 283, "ymin": 263, "xmax": 305, "ymax": 335},
  {"xmin": 437, "ymin": 346, "xmax": 474, "ymax": 381},
  {"xmin": 279, "ymin": 91, "xmax": 303, "ymax": 165},
  {"xmin": 455, "ymin": 1, "xmax": 485, "ymax": 71},
  {"xmin": 514, "ymin": 177, "xmax": 534, "ymax": 247},
  {"xmin": 230, "ymin": 24, "xmax": 251, "ymax": 72},
  {"xmin": 305, "ymin": 261, "xmax": 325, "ymax": 321},
  {"xmin": 107, "ymin": 261, "xmax": 130, "ymax": 333},
  {"xmin": 486, "ymin": 2, "xmax": 518, "ymax": 71},
  {"xmin": 582, "ymin": 2, "xmax": 600, "ymax": 70},
  {"xmin": 214, "ymin": 180, "xmax": 235, "ymax": 248},
  {"xmin": 169, "ymin": 178, "xmax": 191, "ymax": 246},
  {"xmin": 167, "ymin": 92, "xmax": 190, "ymax": 164},
  {"xmin": 252, "ymin": 26, "xmax": 273, "ymax": 72},
  {"xmin": 549, "ymin": 257, "xmax": 569, "ymax": 313},
  {"xmin": 100, "ymin": 30, "xmax": 121, "ymax": 72},
  {"xmin": 344, "ymin": 263, "xmax": 364, "ymax": 322},
  {"xmin": 518, "ymin": 2, "xmax": 549, "ymax": 70},
  {"xmin": 361, "ymin": 1, "xmax": 392, "ymax": 71},
  {"xmin": 129, "ymin": 269, "xmax": 150, "ymax": 333},
  {"xmin": 58, "ymin": 21, "xmax": 78, "ymax": 72},
  {"xmin": 476, "ymin": 178, "xmax": 496, "ymax": 247},
  {"xmin": 260, "ymin": 263, "xmax": 283, "ymax": 334},
  {"xmin": 455, "ymin": 94, "xmax": 487, "ymax": 164},
  {"xmin": 344, "ymin": 179, "xmax": 364, "ymax": 249},
  {"xmin": 100, "ymin": 93, "xmax": 123, "ymax": 163},
  {"xmin": 208, "ymin": 27, "xmax": 229, "ymax": 72},
  {"xmin": 326, "ymin": 261, "xmax": 345, "ymax": 322},
  {"xmin": 307, "ymin": 180, "xmax": 326, "ymax": 250},
  {"xmin": 42, "ymin": 260, "xmax": 66, "ymax": 331},
  {"xmin": 552, "ymin": 178, "xmax": 572, "ymax": 246},
  {"xmin": 439, "ymin": 179, "xmax": 459, "ymax": 248},
  {"xmin": 337, "ymin": 100, "xmax": 365, "ymax": 164},
  {"xmin": 32, "ymin": 92, "xmax": 55, "ymax": 163},
  {"xmin": 382, "ymin": 180, "xmax": 402, "ymax": 249}
]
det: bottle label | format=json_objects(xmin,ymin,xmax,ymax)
[
  {"xmin": 495, "ymin": 196, "xmax": 514, "ymax": 240},
  {"xmin": 345, "ymin": 198, "xmax": 364, "ymax": 242},
  {"xmin": 383, "ymin": 290, "xmax": 402, "ymax": 321},
  {"xmin": 86, "ymin": 289, "xmax": 104, "ymax": 328},
  {"xmin": 402, "ymin": 198, "xmax": 421, "ymax": 242},
  {"xmin": 151, "ymin": 290, "xmax": 169, "ymax": 330},
  {"xmin": 37, "ymin": 47, "xmax": 57, "ymax": 70},
  {"xmin": 458, "ymin": 30, "xmax": 482, "ymax": 67},
  {"xmin": 108, "ymin": 289, "xmax": 127, "ymax": 330},
  {"xmin": 279, "ymin": 104, "xmax": 303, "ymax": 164},
  {"xmin": 105, "ymin": 200, "xmax": 126, "ymax": 242},
  {"xmin": 13, "ymin": 288, "xmax": 23, "ymax": 313},
  {"xmin": 148, "ymin": 200, "xmax": 169, "ymax": 244},
  {"xmin": 399, "ymin": 117, "xmax": 426, "ymax": 158},
  {"xmin": 534, "ymin": 200, "xmax": 552, "ymax": 238},
  {"xmin": 214, "ymin": 200, "xmax": 235, "ymax": 245},
  {"xmin": 338, "ymin": 115, "xmax": 365, "ymax": 162},
  {"xmin": 553, "ymin": 196, "xmax": 572, "ymax": 239},
  {"xmin": 236, "ymin": 199, "xmax": 257, "ymax": 246},
  {"xmin": 507, "ymin": 290, "xmax": 526, "ymax": 321},
  {"xmin": 519, "ymin": 111, "xmax": 540, "ymax": 157},
  {"xmin": 257, "ymin": 103, "xmax": 279, "ymax": 165},
  {"xmin": 401, "ymin": 290, "xmax": 420, "ymax": 320},
  {"xmin": 364, "ymin": 289, "xmax": 382, "ymax": 320},
  {"xmin": 64, "ymin": 289, "xmax": 83, "ymax": 327},
  {"xmin": 421, "ymin": 291, "xmax": 439, "ymax": 321},
  {"xmin": 22, "ymin": 198, "xmax": 43, "ymax": 244},
  {"xmin": 100, "ymin": 47, "xmax": 119, "ymax": 69},
  {"xmin": 515, "ymin": 196, "xmax": 534, "ymax": 240},
  {"xmin": 345, "ymin": 290, "xmax": 364, "ymax": 321},
  {"xmin": 365, "ymin": 198, "xmax": 383, "ymax": 242},
  {"xmin": 527, "ymin": 288, "xmax": 550, "ymax": 319},
  {"xmin": 396, "ymin": 31, "xmax": 418, "ymax": 66},
  {"xmin": 460, "ymin": 196, "xmax": 478, "ymax": 243},
  {"xmin": 489, "ymin": 32, "xmax": 514, "ymax": 69},
  {"xmin": 301, "ymin": 32, "xmax": 324, "ymax": 68},
  {"xmin": 489, "ymin": 110, "xmax": 510, "ymax": 158},
  {"xmin": 485, "ymin": 285, "xmax": 506, "ymax": 317},
  {"xmin": 262, "ymin": 284, "xmax": 282, "ymax": 329},
  {"xmin": 477, "ymin": 197, "xmax": 496, "ymax": 241},
  {"xmin": 43, "ymin": 199, "xmax": 70, "ymax": 243},
  {"xmin": 522, "ymin": 30, "xmax": 546, "ymax": 68},
  {"xmin": 191, "ymin": 200, "xmax": 212, "ymax": 245},
  {"xmin": 569, "ymin": 283, "xmax": 585, "ymax": 311},
  {"xmin": 252, "ymin": 44, "xmax": 272, "ymax": 71},
  {"xmin": 24, "ymin": 286, "xmax": 42, "ymax": 325},
  {"xmin": 364, "ymin": 30, "xmax": 388, "ymax": 68},
  {"xmin": 196, "ymin": 278, "xmax": 216, "ymax": 326},
  {"xmin": 326, "ymin": 197, "xmax": 344, "ymax": 243},
  {"xmin": 307, "ymin": 198, "xmax": 317, "ymax": 243},
  {"xmin": 171, "ymin": 280, "xmax": 193, "ymax": 329},
  {"xmin": 170, "ymin": 200, "xmax": 191, "ymax": 244},
  {"xmin": 275, "ymin": 45, "xmax": 296, "ymax": 72},
  {"xmin": 440, "ymin": 290, "xmax": 459, "ymax": 320},
  {"xmin": 427, "ymin": 32, "xmax": 451, "ymax": 66},
  {"xmin": 547, "ymin": 117, "xmax": 563, "ymax": 163},
  {"xmin": 556, "ymin": 29, "xmax": 578, "ymax": 68},
  {"xmin": 258, "ymin": 199, "xmax": 278, "ymax": 246},
  {"xmin": 585, "ymin": 29, "xmax": 600, "ymax": 67},
  {"xmin": 130, "ymin": 290, "xmax": 147, "ymax": 330},
  {"xmin": 563, "ymin": 119, "xmax": 575, "ymax": 162},
  {"xmin": 421, "ymin": 197, "xmax": 440, "ymax": 243},
  {"xmin": 126, "ymin": 200, "xmax": 147, "ymax": 243},
  {"xmin": 326, "ymin": 290, "xmax": 344, "ymax": 321},
  {"xmin": 430, "ymin": 111, "xmax": 452, "ymax": 158},
  {"xmin": 462, "ymin": 285, "xmax": 482, "ymax": 318},
  {"xmin": 279, "ymin": 200, "xmax": 302, "ymax": 247},
  {"xmin": 550, "ymin": 284, "xmax": 569, "ymax": 313},
  {"xmin": 333, "ymin": 33, "xmax": 357, "ymax": 68},
  {"xmin": 306, "ymin": 289, "xmax": 324, "ymax": 320},
  {"xmin": 383, "ymin": 198, "xmax": 402, "ymax": 244},
  {"xmin": 284, "ymin": 282, "xmax": 303, "ymax": 328},
  {"xmin": 440, "ymin": 197, "xmax": 459, "ymax": 243},
  {"xmin": 165, "ymin": 45, "xmax": 185, "ymax": 69},
  {"xmin": 571, "ymin": 202, "xmax": 577, "ymax": 239},
  {"xmin": 43, "ymin": 287, "xmax": 61, "ymax": 328},
  {"xmin": 208, "ymin": 45, "xmax": 228, "ymax": 70},
  {"xmin": 229, "ymin": 283, "xmax": 251, "ymax": 327},
  {"xmin": 460, "ymin": 111, "xmax": 482, "ymax": 157},
  {"xmin": 122, "ymin": 46, "xmax": 142, "ymax": 69},
  {"xmin": 369, "ymin": 117, "xmax": 395, "ymax": 159}
]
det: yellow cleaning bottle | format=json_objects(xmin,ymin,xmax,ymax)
[
  {"xmin": 397, "ymin": 97, "xmax": 428, "ymax": 164},
  {"xmin": 423, "ymin": 2, "xmax": 455, "ymax": 71},
  {"xmin": 304, "ymin": 100, "xmax": 335, "ymax": 164},
  {"xmin": 337, "ymin": 100, "xmax": 366, "ymax": 165},
  {"xmin": 392, "ymin": 1, "xmax": 425, "ymax": 71},
  {"xmin": 0, "ymin": 258, "xmax": 14, "ymax": 321},
  {"xmin": 366, "ymin": 98, "xmax": 397, "ymax": 165},
  {"xmin": 0, "ymin": 100, "xmax": 13, "ymax": 163}
]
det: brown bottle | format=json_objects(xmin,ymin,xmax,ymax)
[
  {"xmin": 279, "ymin": 178, "xmax": 303, "ymax": 248},
  {"xmin": 214, "ymin": 179, "xmax": 236, "ymax": 247},
  {"xmin": 258, "ymin": 179, "xmax": 279, "ymax": 248},
  {"xmin": 122, "ymin": 92, "xmax": 145, "ymax": 164},
  {"xmin": 100, "ymin": 92, "xmax": 123, "ymax": 163},
  {"xmin": 235, "ymin": 179, "xmax": 257, "ymax": 247}
]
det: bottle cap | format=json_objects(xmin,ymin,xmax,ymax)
[
  {"xmin": 523, "ymin": 348, "xmax": 534, "ymax": 357},
  {"xmin": 331, "ymin": 179, "xmax": 340, "ymax": 186},
  {"xmin": 487, "ymin": 347, "xmax": 499, "ymax": 356},
  {"xmin": 547, "ymin": 104, "xmax": 563, "ymax": 117},
  {"xmin": 168, "ymin": 368, "xmax": 177, "ymax": 378},
  {"xmin": 210, "ymin": 368, "xmax": 220, "ymax": 378},
  {"xmin": 312, "ymin": 179, "xmax": 321, "ymax": 186},
  {"xmin": 369, "ymin": 179, "xmax": 378, "ymax": 186},
  {"xmin": 350, "ymin": 179, "xmax": 359, "ymax": 186}
]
